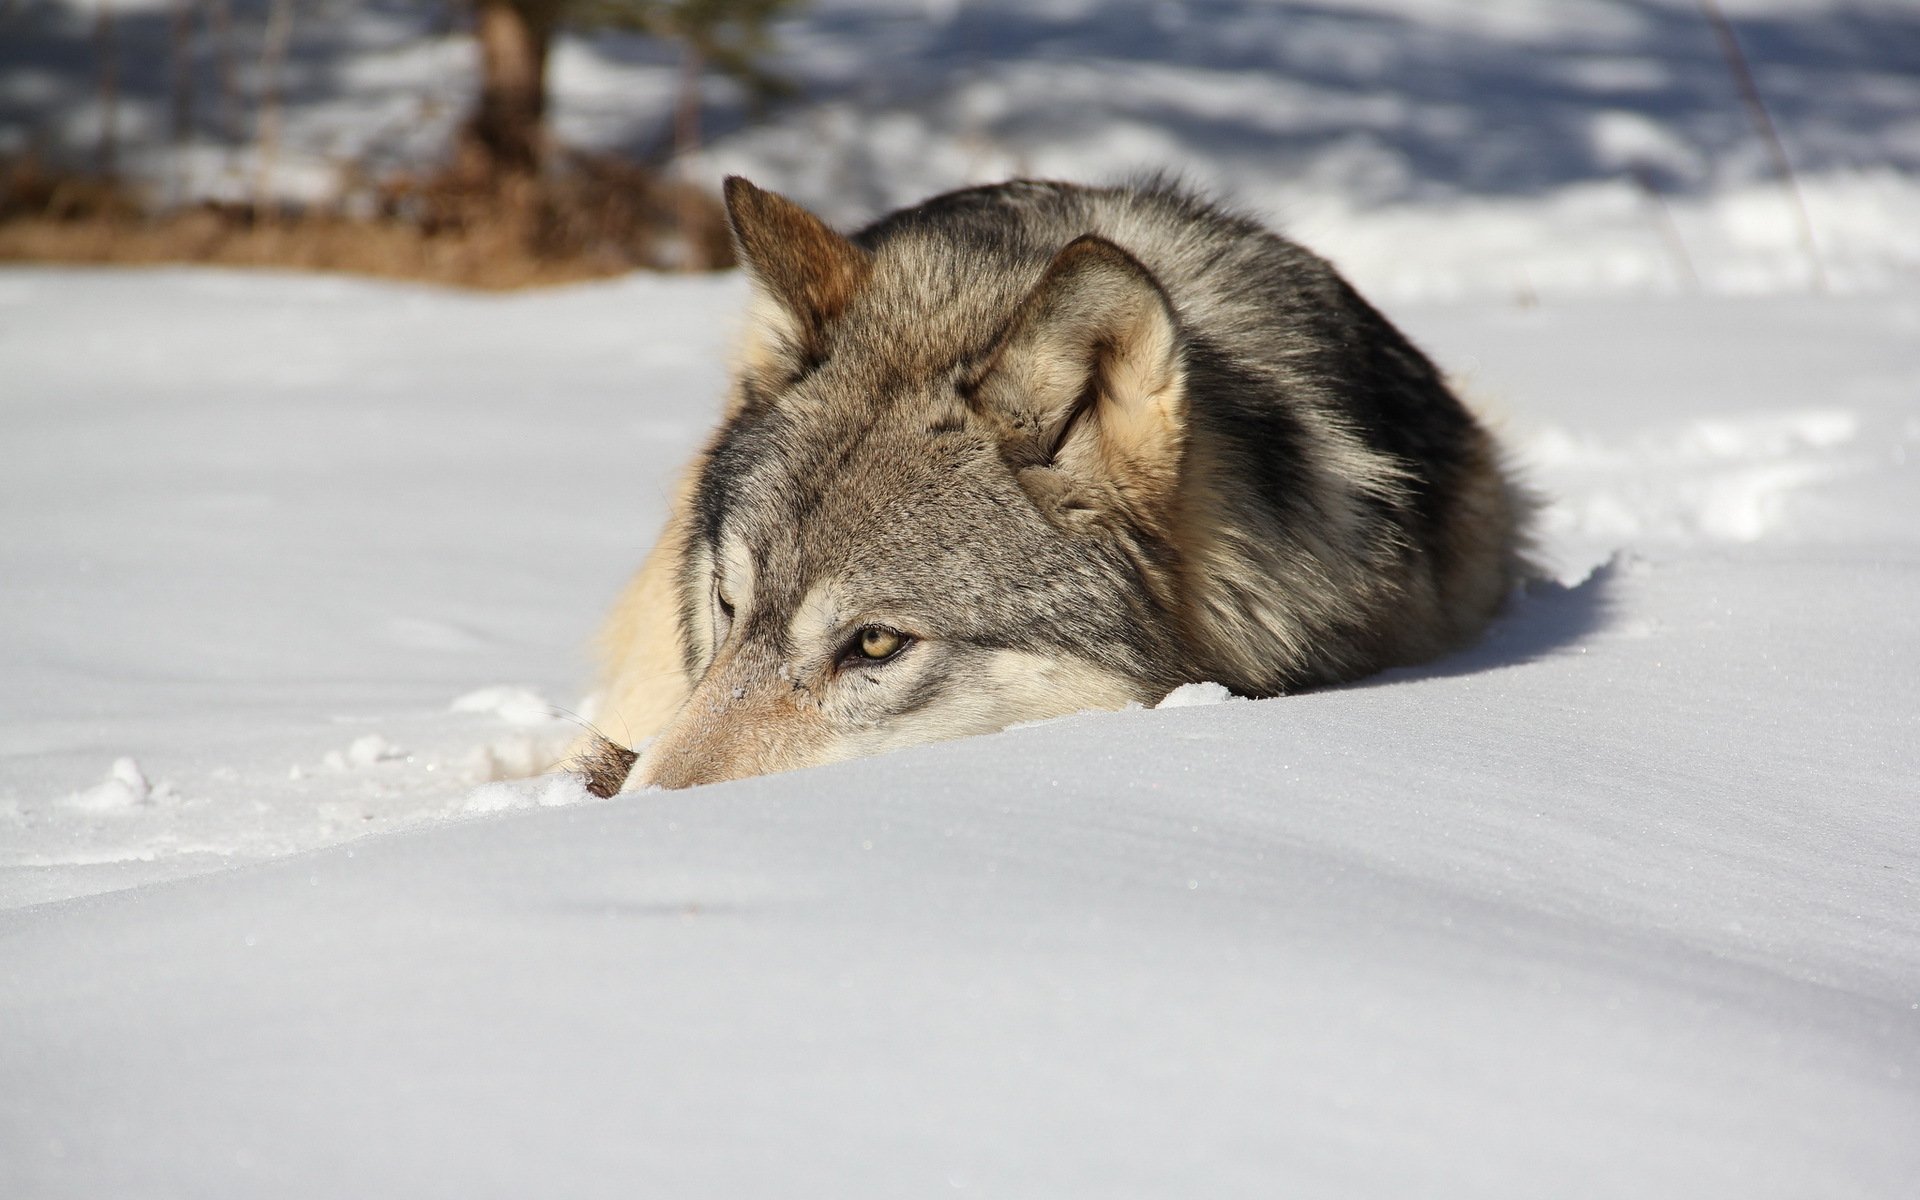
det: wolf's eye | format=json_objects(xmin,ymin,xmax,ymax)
[{"xmin": 843, "ymin": 625, "xmax": 907, "ymax": 666}]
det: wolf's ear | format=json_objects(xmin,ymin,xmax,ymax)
[
  {"xmin": 976, "ymin": 235, "xmax": 1187, "ymax": 512},
  {"xmin": 724, "ymin": 176, "xmax": 873, "ymax": 372}
]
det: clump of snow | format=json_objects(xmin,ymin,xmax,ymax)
[
  {"xmin": 455, "ymin": 732, "xmax": 571, "ymax": 784},
  {"xmin": 458, "ymin": 781, "xmax": 529, "ymax": 815},
  {"xmin": 66, "ymin": 758, "xmax": 152, "ymax": 812},
  {"xmin": 449, "ymin": 686, "xmax": 562, "ymax": 727},
  {"xmin": 348, "ymin": 734, "xmax": 405, "ymax": 767},
  {"xmin": 322, "ymin": 734, "xmax": 407, "ymax": 773},
  {"xmin": 1156, "ymin": 681, "xmax": 1239, "ymax": 708},
  {"xmin": 458, "ymin": 773, "xmax": 598, "ymax": 815}
]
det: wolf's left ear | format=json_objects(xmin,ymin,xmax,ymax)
[
  {"xmin": 976, "ymin": 235, "xmax": 1187, "ymax": 512},
  {"xmin": 724, "ymin": 177, "xmax": 873, "ymax": 372}
]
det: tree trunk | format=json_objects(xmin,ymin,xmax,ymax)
[
  {"xmin": 461, "ymin": 0, "xmax": 560, "ymax": 182},
  {"xmin": 251, "ymin": 0, "xmax": 294, "ymax": 208},
  {"xmin": 93, "ymin": 0, "xmax": 119, "ymax": 176},
  {"xmin": 672, "ymin": 41, "xmax": 703, "ymax": 165},
  {"xmin": 210, "ymin": 0, "xmax": 238, "ymax": 144},
  {"xmin": 170, "ymin": 0, "xmax": 198, "ymax": 145}
]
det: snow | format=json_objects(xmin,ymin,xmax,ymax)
[
  {"xmin": 65, "ymin": 756, "xmax": 160, "ymax": 812},
  {"xmin": 1154, "ymin": 680, "xmax": 1239, "ymax": 708},
  {"xmin": 4, "ymin": 264, "xmax": 1916, "ymax": 1199},
  {"xmin": 5, "ymin": 0, "xmax": 1920, "ymax": 1191},
  {"xmin": 0, "ymin": 265, "xmax": 731, "ymax": 907},
  {"xmin": 448, "ymin": 685, "xmax": 568, "ymax": 727}
]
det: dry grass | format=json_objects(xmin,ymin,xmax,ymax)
[{"xmin": 0, "ymin": 154, "xmax": 735, "ymax": 290}]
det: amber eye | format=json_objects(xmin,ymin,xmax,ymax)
[{"xmin": 848, "ymin": 625, "xmax": 907, "ymax": 664}]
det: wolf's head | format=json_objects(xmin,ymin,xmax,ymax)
[{"xmin": 635, "ymin": 179, "xmax": 1196, "ymax": 789}]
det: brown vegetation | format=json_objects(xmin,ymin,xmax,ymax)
[
  {"xmin": 3, "ymin": 0, "xmax": 798, "ymax": 288},
  {"xmin": 0, "ymin": 154, "xmax": 733, "ymax": 290}
]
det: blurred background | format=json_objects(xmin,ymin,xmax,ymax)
[{"xmin": 3, "ymin": 0, "xmax": 1917, "ymax": 298}]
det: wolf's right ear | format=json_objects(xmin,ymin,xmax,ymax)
[
  {"xmin": 724, "ymin": 177, "xmax": 873, "ymax": 375},
  {"xmin": 974, "ymin": 235, "xmax": 1187, "ymax": 519}
]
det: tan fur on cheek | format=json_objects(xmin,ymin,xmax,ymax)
[
  {"xmin": 840, "ymin": 648, "xmax": 1145, "ymax": 761},
  {"xmin": 973, "ymin": 648, "xmax": 1147, "ymax": 726},
  {"xmin": 585, "ymin": 468, "xmax": 700, "ymax": 765}
]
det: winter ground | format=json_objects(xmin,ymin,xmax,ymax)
[
  {"xmin": 3, "ymin": 267, "xmax": 1917, "ymax": 1195},
  {"xmin": 5, "ymin": 0, "xmax": 1920, "ymax": 1192}
]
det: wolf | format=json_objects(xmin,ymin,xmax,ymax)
[{"xmin": 578, "ymin": 176, "xmax": 1531, "ymax": 793}]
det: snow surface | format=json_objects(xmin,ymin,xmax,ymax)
[
  {"xmin": 3, "ymin": 266, "xmax": 1917, "ymax": 1196},
  {"xmin": 5, "ymin": 0, "xmax": 1920, "ymax": 1190}
]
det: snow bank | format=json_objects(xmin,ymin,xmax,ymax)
[{"xmin": 1, "ymin": 267, "xmax": 1916, "ymax": 1195}]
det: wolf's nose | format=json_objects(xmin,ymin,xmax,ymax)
[{"xmin": 633, "ymin": 747, "xmax": 705, "ymax": 791}]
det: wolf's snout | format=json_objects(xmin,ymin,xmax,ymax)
[
  {"xmin": 634, "ymin": 740, "xmax": 716, "ymax": 790},
  {"xmin": 635, "ymin": 655, "xmax": 830, "ymax": 789},
  {"xmin": 633, "ymin": 708, "xmax": 736, "ymax": 790}
]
